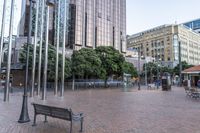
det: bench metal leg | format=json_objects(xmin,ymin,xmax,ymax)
[
  {"xmin": 32, "ymin": 114, "xmax": 37, "ymax": 126},
  {"xmin": 70, "ymin": 121, "xmax": 72, "ymax": 133},
  {"xmin": 44, "ymin": 115, "xmax": 48, "ymax": 123},
  {"xmin": 80, "ymin": 117, "xmax": 83, "ymax": 132}
]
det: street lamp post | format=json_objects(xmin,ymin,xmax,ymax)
[
  {"xmin": 18, "ymin": 0, "xmax": 35, "ymax": 123},
  {"xmin": 42, "ymin": 0, "xmax": 55, "ymax": 100},
  {"xmin": 0, "ymin": 0, "xmax": 7, "ymax": 72}
]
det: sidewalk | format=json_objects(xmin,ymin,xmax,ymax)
[{"xmin": 0, "ymin": 87, "xmax": 200, "ymax": 133}]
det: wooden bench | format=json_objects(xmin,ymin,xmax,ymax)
[{"xmin": 32, "ymin": 103, "xmax": 84, "ymax": 133}]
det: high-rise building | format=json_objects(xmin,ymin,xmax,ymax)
[
  {"xmin": 22, "ymin": 0, "xmax": 70, "ymax": 45},
  {"xmin": 68, "ymin": 0, "xmax": 126, "ymax": 52},
  {"xmin": 183, "ymin": 18, "xmax": 200, "ymax": 34},
  {"xmin": 127, "ymin": 24, "xmax": 200, "ymax": 67}
]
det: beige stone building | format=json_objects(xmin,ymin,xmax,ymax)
[{"xmin": 127, "ymin": 24, "xmax": 200, "ymax": 68}]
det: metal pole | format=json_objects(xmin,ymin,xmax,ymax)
[
  {"xmin": 179, "ymin": 41, "xmax": 182, "ymax": 86},
  {"xmin": 72, "ymin": 45, "xmax": 75, "ymax": 91},
  {"xmin": 30, "ymin": 0, "xmax": 39, "ymax": 97},
  {"xmin": 72, "ymin": 72, "xmax": 75, "ymax": 91},
  {"xmin": 55, "ymin": 0, "xmax": 60, "ymax": 96},
  {"xmin": 18, "ymin": 0, "xmax": 34, "ymax": 123},
  {"xmin": 42, "ymin": 5, "xmax": 50, "ymax": 100},
  {"xmin": 145, "ymin": 59, "xmax": 147, "ymax": 86},
  {"xmin": 157, "ymin": 61, "xmax": 159, "ymax": 89},
  {"xmin": 61, "ymin": 0, "xmax": 67, "ymax": 97},
  {"xmin": 0, "ymin": 0, "xmax": 7, "ymax": 72},
  {"xmin": 138, "ymin": 47, "xmax": 141, "ymax": 90},
  {"xmin": 37, "ymin": 0, "xmax": 45, "ymax": 96},
  {"xmin": 4, "ymin": 0, "xmax": 15, "ymax": 102}
]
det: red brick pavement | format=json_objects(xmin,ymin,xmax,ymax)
[{"xmin": 0, "ymin": 87, "xmax": 200, "ymax": 133}]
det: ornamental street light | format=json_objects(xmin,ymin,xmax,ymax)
[
  {"xmin": 18, "ymin": 0, "xmax": 36, "ymax": 123},
  {"xmin": 42, "ymin": 0, "xmax": 55, "ymax": 100},
  {"xmin": 0, "ymin": 0, "xmax": 7, "ymax": 72}
]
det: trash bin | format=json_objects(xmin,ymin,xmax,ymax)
[{"xmin": 162, "ymin": 72, "xmax": 171, "ymax": 91}]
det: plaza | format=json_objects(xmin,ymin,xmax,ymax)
[{"xmin": 0, "ymin": 86, "xmax": 200, "ymax": 133}]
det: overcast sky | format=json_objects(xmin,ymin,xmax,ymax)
[{"xmin": 127, "ymin": 0, "xmax": 200, "ymax": 35}]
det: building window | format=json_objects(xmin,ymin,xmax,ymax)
[{"xmin": 167, "ymin": 36, "xmax": 170, "ymax": 41}]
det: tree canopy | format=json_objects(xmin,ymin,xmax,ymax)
[
  {"xmin": 122, "ymin": 61, "xmax": 138, "ymax": 77},
  {"xmin": 19, "ymin": 44, "xmax": 71, "ymax": 81},
  {"xmin": 71, "ymin": 48, "xmax": 103, "ymax": 78},
  {"xmin": 173, "ymin": 61, "xmax": 193, "ymax": 75},
  {"xmin": 95, "ymin": 46, "xmax": 125, "ymax": 79}
]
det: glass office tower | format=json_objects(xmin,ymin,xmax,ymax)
[
  {"xmin": 183, "ymin": 18, "xmax": 200, "ymax": 33},
  {"xmin": 69, "ymin": 0, "xmax": 126, "ymax": 53}
]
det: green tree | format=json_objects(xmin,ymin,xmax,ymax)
[
  {"xmin": 143, "ymin": 62, "xmax": 157, "ymax": 76},
  {"xmin": 173, "ymin": 61, "xmax": 194, "ymax": 75},
  {"xmin": 160, "ymin": 66, "xmax": 173, "ymax": 75},
  {"xmin": 19, "ymin": 44, "xmax": 71, "ymax": 81},
  {"xmin": 71, "ymin": 48, "xmax": 103, "ymax": 78},
  {"xmin": 122, "ymin": 61, "xmax": 138, "ymax": 77},
  {"xmin": 95, "ymin": 46, "xmax": 125, "ymax": 86}
]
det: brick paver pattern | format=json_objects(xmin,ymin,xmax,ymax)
[{"xmin": 0, "ymin": 87, "xmax": 200, "ymax": 133}]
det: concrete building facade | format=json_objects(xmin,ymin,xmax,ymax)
[{"xmin": 127, "ymin": 24, "xmax": 200, "ymax": 68}]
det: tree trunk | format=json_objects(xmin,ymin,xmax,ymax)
[{"xmin": 104, "ymin": 78, "xmax": 108, "ymax": 88}]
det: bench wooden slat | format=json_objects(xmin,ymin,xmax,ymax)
[{"xmin": 51, "ymin": 108, "xmax": 71, "ymax": 120}]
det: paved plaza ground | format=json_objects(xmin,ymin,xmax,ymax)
[{"xmin": 0, "ymin": 86, "xmax": 200, "ymax": 133}]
